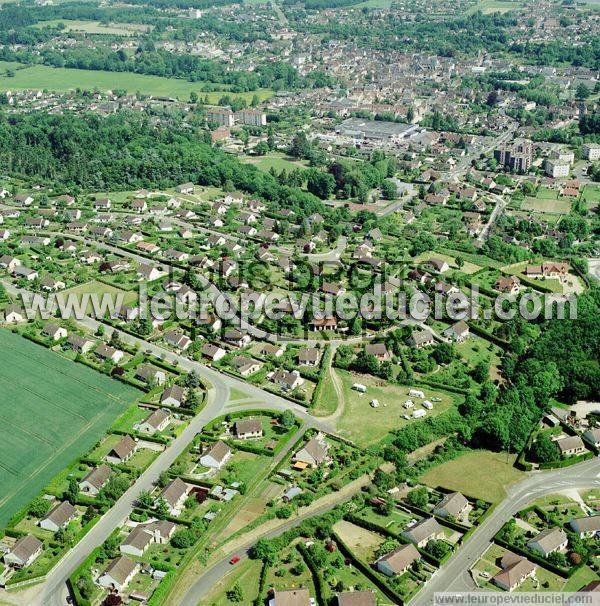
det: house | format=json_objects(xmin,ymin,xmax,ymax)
[
  {"xmin": 260, "ymin": 343, "xmax": 285, "ymax": 358},
  {"xmin": 95, "ymin": 343, "xmax": 124, "ymax": 364},
  {"xmin": 365, "ymin": 343, "xmax": 391, "ymax": 361},
  {"xmin": 3, "ymin": 305, "xmax": 24, "ymax": 324},
  {"xmin": 0, "ymin": 255, "xmax": 20, "ymax": 271},
  {"xmin": 164, "ymin": 249, "xmax": 189, "ymax": 262},
  {"xmin": 158, "ymin": 478, "xmax": 191, "ymax": 515},
  {"xmin": 176, "ymin": 183, "xmax": 195, "ymax": 194},
  {"xmin": 200, "ymin": 441, "xmax": 232, "ymax": 470},
  {"xmin": 433, "ymin": 492, "xmax": 469, "ymax": 520},
  {"xmin": 583, "ymin": 428, "xmax": 600, "ymax": 448},
  {"xmin": 40, "ymin": 501, "xmax": 76, "ymax": 532},
  {"xmin": 424, "ymin": 258, "xmax": 449, "ymax": 273},
  {"xmin": 569, "ymin": 515, "xmax": 600, "ymax": 539},
  {"xmin": 3, "ymin": 535, "xmax": 43, "ymax": 568},
  {"xmin": 293, "ymin": 436, "xmax": 328, "ymax": 468},
  {"xmin": 311, "ymin": 317, "xmax": 339, "ymax": 332},
  {"xmin": 98, "ymin": 556, "xmax": 139, "ymax": 592},
  {"xmin": 135, "ymin": 364, "xmax": 166, "ymax": 386},
  {"xmin": 66, "ymin": 334, "xmax": 94, "ymax": 354},
  {"xmin": 375, "ymin": 543, "xmax": 421, "ymax": 576},
  {"xmin": 201, "ymin": 343, "xmax": 227, "ymax": 362},
  {"xmin": 105, "ymin": 435, "xmax": 138, "ymax": 464},
  {"xmin": 164, "ymin": 330, "xmax": 192, "ymax": 351},
  {"xmin": 556, "ymin": 435, "xmax": 586, "ymax": 456},
  {"xmin": 409, "ymin": 330, "xmax": 435, "ymax": 348},
  {"xmin": 223, "ymin": 329, "xmax": 251, "ymax": 348},
  {"xmin": 137, "ymin": 263, "xmax": 163, "ymax": 282},
  {"xmin": 135, "ymin": 408, "xmax": 171, "ymax": 434},
  {"xmin": 233, "ymin": 418, "xmax": 263, "ymax": 440},
  {"xmin": 94, "ymin": 197, "xmax": 112, "ymax": 210},
  {"xmin": 41, "ymin": 277, "xmax": 66, "ymax": 292},
  {"xmin": 270, "ymin": 369, "xmax": 304, "ymax": 392},
  {"xmin": 495, "ymin": 276, "xmax": 521, "ymax": 295},
  {"xmin": 402, "ymin": 517, "xmax": 444, "ymax": 548},
  {"xmin": 0, "ymin": 229, "xmax": 10, "ymax": 241},
  {"xmin": 13, "ymin": 266, "xmax": 38, "ymax": 281},
  {"xmin": 493, "ymin": 554, "xmax": 536, "ymax": 592},
  {"xmin": 283, "ymin": 486, "xmax": 303, "ymax": 502},
  {"xmin": 527, "ymin": 527, "xmax": 568, "ymax": 557},
  {"xmin": 79, "ymin": 465, "xmax": 111, "ymax": 496},
  {"xmin": 137, "ymin": 241, "xmax": 161, "ymax": 255},
  {"xmin": 231, "ymin": 356, "xmax": 262, "ymax": 377},
  {"xmin": 336, "ymin": 591, "xmax": 376, "ymax": 606},
  {"xmin": 443, "ymin": 320, "xmax": 470, "ymax": 343},
  {"xmin": 42, "ymin": 323, "xmax": 67, "ymax": 341},
  {"xmin": 120, "ymin": 520, "xmax": 176, "ymax": 557},
  {"xmin": 269, "ymin": 588, "xmax": 312, "ymax": 606},
  {"xmin": 14, "ymin": 193, "xmax": 34, "ymax": 206},
  {"xmin": 298, "ymin": 347, "xmax": 320, "ymax": 367},
  {"xmin": 115, "ymin": 304, "xmax": 139, "ymax": 322},
  {"xmin": 160, "ymin": 385, "xmax": 185, "ymax": 408}
]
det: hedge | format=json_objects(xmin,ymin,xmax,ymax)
[
  {"xmin": 297, "ymin": 543, "xmax": 327, "ymax": 606},
  {"xmin": 467, "ymin": 322, "xmax": 510, "ymax": 348},
  {"xmin": 310, "ymin": 344, "xmax": 332, "ymax": 408},
  {"xmin": 538, "ymin": 451, "xmax": 593, "ymax": 469},
  {"xmin": 494, "ymin": 537, "xmax": 572, "ymax": 577}
]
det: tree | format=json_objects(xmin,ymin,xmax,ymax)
[
  {"xmin": 289, "ymin": 132, "xmax": 311, "ymax": 159},
  {"xmin": 381, "ymin": 179, "xmax": 398, "ymax": 200},
  {"xmin": 226, "ymin": 583, "xmax": 244, "ymax": 603},
  {"xmin": 426, "ymin": 540, "xmax": 451, "ymax": 559},
  {"xmin": 28, "ymin": 496, "xmax": 51, "ymax": 518},
  {"xmin": 251, "ymin": 539, "xmax": 277, "ymax": 565},
  {"xmin": 407, "ymin": 486, "xmax": 429, "ymax": 509},
  {"xmin": 137, "ymin": 490, "xmax": 154, "ymax": 509},
  {"xmin": 575, "ymin": 83, "xmax": 589, "ymax": 101},
  {"xmin": 547, "ymin": 551, "xmax": 567, "ymax": 567},
  {"xmin": 529, "ymin": 434, "xmax": 559, "ymax": 463},
  {"xmin": 171, "ymin": 528, "xmax": 197, "ymax": 549},
  {"xmin": 306, "ymin": 169, "xmax": 335, "ymax": 199},
  {"xmin": 254, "ymin": 141, "xmax": 269, "ymax": 156},
  {"xmin": 281, "ymin": 409, "xmax": 295, "ymax": 428}
]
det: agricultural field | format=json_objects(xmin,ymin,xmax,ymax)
[
  {"xmin": 32, "ymin": 19, "xmax": 152, "ymax": 35},
  {"xmin": 335, "ymin": 370, "xmax": 458, "ymax": 447},
  {"xmin": 0, "ymin": 64, "xmax": 273, "ymax": 103},
  {"xmin": 0, "ymin": 329, "xmax": 140, "ymax": 527},
  {"xmin": 420, "ymin": 450, "xmax": 525, "ymax": 502},
  {"xmin": 466, "ymin": 0, "xmax": 526, "ymax": 14}
]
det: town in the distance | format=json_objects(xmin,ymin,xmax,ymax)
[{"xmin": 0, "ymin": 0, "xmax": 598, "ymax": 605}]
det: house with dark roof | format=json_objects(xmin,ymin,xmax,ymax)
[
  {"xmin": 375, "ymin": 543, "xmax": 420, "ymax": 576},
  {"xmin": 79, "ymin": 465, "xmax": 111, "ymax": 496}
]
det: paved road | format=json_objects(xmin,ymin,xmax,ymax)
[
  {"xmin": 476, "ymin": 193, "xmax": 506, "ymax": 246},
  {"xmin": 412, "ymin": 458, "xmax": 600, "ymax": 605}
]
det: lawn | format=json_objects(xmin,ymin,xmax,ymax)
[
  {"xmin": 0, "ymin": 329, "xmax": 140, "ymax": 527},
  {"xmin": 62, "ymin": 280, "xmax": 137, "ymax": 315},
  {"xmin": 521, "ymin": 196, "xmax": 571, "ymax": 214},
  {"xmin": 336, "ymin": 370, "xmax": 458, "ymax": 447},
  {"xmin": 203, "ymin": 558, "xmax": 263, "ymax": 605},
  {"xmin": 466, "ymin": 0, "xmax": 524, "ymax": 15},
  {"xmin": 311, "ymin": 368, "xmax": 338, "ymax": 417},
  {"xmin": 0, "ymin": 64, "xmax": 273, "ymax": 103},
  {"xmin": 420, "ymin": 450, "xmax": 525, "ymax": 502},
  {"xmin": 332, "ymin": 520, "xmax": 386, "ymax": 564},
  {"xmin": 242, "ymin": 152, "xmax": 309, "ymax": 174},
  {"xmin": 412, "ymin": 250, "xmax": 482, "ymax": 274},
  {"xmin": 563, "ymin": 565, "xmax": 598, "ymax": 592},
  {"xmin": 33, "ymin": 19, "xmax": 152, "ymax": 35}
]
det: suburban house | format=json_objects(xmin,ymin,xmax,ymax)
[
  {"xmin": 105, "ymin": 435, "xmax": 138, "ymax": 464},
  {"xmin": 527, "ymin": 527, "xmax": 568, "ymax": 557},
  {"xmin": 41, "ymin": 277, "xmax": 66, "ymax": 292},
  {"xmin": 569, "ymin": 515, "xmax": 600, "ymax": 539},
  {"xmin": 269, "ymin": 588, "xmax": 313, "ymax": 606},
  {"xmin": 270, "ymin": 369, "xmax": 304, "ymax": 392},
  {"xmin": 0, "ymin": 255, "xmax": 20, "ymax": 271},
  {"xmin": 231, "ymin": 356, "xmax": 262, "ymax": 377},
  {"xmin": 135, "ymin": 364, "xmax": 166, "ymax": 386},
  {"xmin": 3, "ymin": 305, "xmax": 24, "ymax": 324},
  {"xmin": 40, "ymin": 501, "xmax": 76, "ymax": 532},
  {"xmin": 201, "ymin": 343, "xmax": 227, "ymax": 362},
  {"xmin": 158, "ymin": 478, "xmax": 191, "ymax": 515},
  {"xmin": 200, "ymin": 441, "xmax": 232, "ymax": 470},
  {"xmin": 525, "ymin": 263, "xmax": 569, "ymax": 281},
  {"xmin": 160, "ymin": 385, "xmax": 185, "ymax": 408},
  {"xmin": 375, "ymin": 543, "xmax": 421, "ymax": 576},
  {"xmin": 336, "ymin": 591, "xmax": 376, "ymax": 606},
  {"xmin": 98, "ymin": 556, "xmax": 139, "ymax": 592},
  {"xmin": 409, "ymin": 330, "xmax": 435, "ymax": 349},
  {"xmin": 120, "ymin": 520, "xmax": 176, "ymax": 557},
  {"xmin": 293, "ymin": 436, "xmax": 329, "ymax": 469},
  {"xmin": 79, "ymin": 464, "xmax": 111, "ymax": 496},
  {"xmin": 365, "ymin": 343, "xmax": 392, "ymax": 361},
  {"xmin": 402, "ymin": 517, "xmax": 444, "ymax": 548},
  {"xmin": 13, "ymin": 266, "xmax": 38, "ymax": 281},
  {"xmin": 298, "ymin": 347, "xmax": 320, "ymax": 367},
  {"xmin": 42, "ymin": 323, "xmax": 68, "ymax": 341},
  {"xmin": 555, "ymin": 435, "xmax": 586, "ymax": 456},
  {"xmin": 134, "ymin": 408, "xmax": 171, "ymax": 435},
  {"xmin": 164, "ymin": 330, "xmax": 192, "ymax": 351},
  {"xmin": 495, "ymin": 276, "xmax": 521, "ymax": 295},
  {"xmin": 233, "ymin": 418, "xmax": 263, "ymax": 440},
  {"xmin": 433, "ymin": 492, "xmax": 470, "ymax": 521},
  {"xmin": 443, "ymin": 321, "xmax": 470, "ymax": 343},
  {"xmin": 223, "ymin": 329, "xmax": 251, "ymax": 348},
  {"xmin": 3, "ymin": 535, "xmax": 43, "ymax": 569},
  {"xmin": 95, "ymin": 343, "xmax": 124, "ymax": 364},
  {"xmin": 66, "ymin": 335, "xmax": 94, "ymax": 354},
  {"xmin": 583, "ymin": 428, "xmax": 600, "ymax": 448},
  {"xmin": 137, "ymin": 263, "xmax": 163, "ymax": 282},
  {"xmin": 492, "ymin": 553, "xmax": 536, "ymax": 592},
  {"xmin": 424, "ymin": 258, "xmax": 449, "ymax": 273}
]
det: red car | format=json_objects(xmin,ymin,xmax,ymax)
[{"xmin": 230, "ymin": 555, "xmax": 241, "ymax": 565}]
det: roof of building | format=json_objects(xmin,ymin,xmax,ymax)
[
  {"xmin": 376, "ymin": 543, "xmax": 420, "ymax": 574},
  {"xmin": 336, "ymin": 591, "xmax": 377, "ymax": 606},
  {"xmin": 160, "ymin": 478, "xmax": 189, "ymax": 508},
  {"xmin": 234, "ymin": 418, "xmax": 262, "ymax": 436},
  {"xmin": 103, "ymin": 556, "xmax": 138, "ymax": 585},
  {"xmin": 9, "ymin": 535, "xmax": 42, "ymax": 562},
  {"xmin": 528, "ymin": 527, "xmax": 567, "ymax": 553},
  {"xmin": 81, "ymin": 465, "xmax": 111, "ymax": 491},
  {"xmin": 44, "ymin": 501, "xmax": 76, "ymax": 527},
  {"xmin": 434, "ymin": 492, "xmax": 469, "ymax": 517}
]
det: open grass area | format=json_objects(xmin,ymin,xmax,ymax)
[
  {"xmin": 412, "ymin": 250, "xmax": 482, "ymax": 274},
  {"xmin": 420, "ymin": 450, "xmax": 524, "ymax": 502},
  {"xmin": 332, "ymin": 519, "xmax": 385, "ymax": 563},
  {"xmin": 311, "ymin": 368, "xmax": 338, "ymax": 417},
  {"xmin": 466, "ymin": 0, "xmax": 525, "ymax": 14},
  {"xmin": 0, "ymin": 329, "xmax": 140, "ymax": 527},
  {"xmin": 62, "ymin": 280, "xmax": 138, "ymax": 314},
  {"xmin": 33, "ymin": 19, "xmax": 152, "ymax": 35},
  {"xmin": 203, "ymin": 557, "xmax": 263, "ymax": 605},
  {"xmin": 563, "ymin": 565, "xmax": 599, "ymax": 592},
  {"xmin": 522, "ymin": 196, "xmax": 571, "ymax": 214},
  {"xmin": 336, "ymin": 369, "xmax": 458, "ymax": 447},
  {"xmin": 242, "ymin": 152, "xmax": 308, "ymax": 174},
  {"xmin": 0, "ymin": 64, "xmax": 273, "ymax": 103}
]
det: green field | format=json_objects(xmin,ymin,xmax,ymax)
[
  {"xmin": 420, "ymin": 450, "xmax": 524, "ymax": 502},
  {"xmin": 466, "ymin": 0, "xmax": 525, "ymax": 14},
  {"xmin": 242, "ymin": 152, "xmax": 309, "ymax": 174},
  {"xmin": 33, "ymin": 19, "xmax": 152, "ymax": 35},
  {"xmin": 0, "ymin": 64, "xmax": 273, "ymax": 103},
  {"xmin": 0, "ymin": 330, "xmax": 140, "ymax": 527}
]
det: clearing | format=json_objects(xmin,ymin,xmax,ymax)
[
  {"xmin": 0, "ymin": 329, "xmax": 140, "ymax": 527},
  {"xmin": 420, "ymin": 450, "xmax": 524, "ymax": 502}
]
